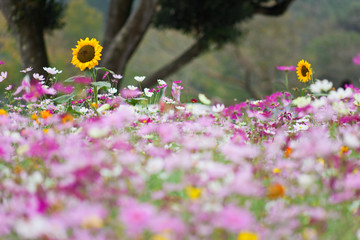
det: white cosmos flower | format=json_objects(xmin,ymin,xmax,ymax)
[
  {"xmin": 127, "ymin": 85, "xmax": 138, "ymax": 90},
  {"xmin": 108, "ymin": 88, "xmax": 117, "ymax": 94},
  {"xmin": 134, "ymin": 76, "xmax": 146, "ymax": 82},
  {"xmin": 198, "ymin": 93, "xmax": 211, "ymax": 105},
  {"xmin": 144, "ymin": 88, "xmax": 154, "ymax": 97},
  {"xmin": 33, "ymin": 73, "xmax": 45, "ymax": 81},
  {"xmin": 79, "ymin": 107, "xmax": 89, "ymax": 114},
  {"xmin": 157, "ymin": 79, "xmax": 167, "ymax": 86},
  {"xmin": 0, "ymin": 71, "xmax": 7, "ymax": 82},
  {"xmin": 113, "ymin": 74, "xmax": 123, "ymax": 79},
  {"xmin": 291, "ymin": 123, "xmax": 309, "ymax": 132},
  {"xmin": 292, "ymin": 96, "xmax": 311, "ymax": 108},
  {"xmin": 310, "ymin": 79, "xmax": 333, "ymax": 94},
  {"xmin": 328, "ymin": 87, "xmax": 353, "ymax": 101},
  {"xmin": 43, "ymin": 67, "xmax": 62, "ymax": 75},
  {"xmin": 212, "ymin": 104, "xmax": 225, "ymax": 113}
]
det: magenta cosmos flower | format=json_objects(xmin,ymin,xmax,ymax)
[
  {"xmin": 353, "ymin": 53, "xmax": 360, "ymax": 65},
  {"xmin": 276, "ymin": 65, "xmax": 296, "ymax": 71}
]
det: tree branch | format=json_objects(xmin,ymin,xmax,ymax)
[
  {"xmin": 102, "ymin": 0, "xmax": 133, "ymax": 51},
  {"xmin": 141, "ymin": 38, "xmax": 208, "ymax": 89},
  {"xmin": 101, "ymin": 0, "xmax": 158, "ymax": 81},
  {"xmin": 254, "ymin": 0, "xmax": 294, "ymax": 16}
]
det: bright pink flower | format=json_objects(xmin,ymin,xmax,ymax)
[
  {"xmin": 353, "ymin": 53, "xmax": 360, "ymax": 65},
  {"xmin": 53, "ymin": 83, "xmax": 74, "ymax": 94},
  {"xmin": 276, "ymin": 65, "xmax": 296, "ymax": 71},
  {"xmin": 73, "ymin": 76, "xmax": 92, "ymax": 85}
]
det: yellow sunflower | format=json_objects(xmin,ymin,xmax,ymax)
[
  {"xmin": 296, "ymin": 59, "xmax": 312, "ymax": 83},
  {"xmin": 71, "ymin": 38, "xmax": 102, "ymax": 71}
]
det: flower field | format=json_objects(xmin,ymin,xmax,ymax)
[{"xmin": 1, "ymin": 43, "xmax": 360, "ymax": 239}]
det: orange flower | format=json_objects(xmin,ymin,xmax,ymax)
[
  {"xmin": 61, "ymin": 113, "xmax": 74, "ymax": 124},
  {"xmin": 339, "ymin": 146, "xmax": 349, "ymax": 157},
  {"xmin": 284, "ymin": 147, "xmax": 292, "ymax": 158},
  {"xmin": 0, "ymin": 109, "xmax": 8, "ymax": 116},
  {"xmin": 267, "ymin": 183, "xmax": 285, "ymax": 199},
  {"xmin": 40, "ymin": 110, "xmax": 52, "ymax": 119}
]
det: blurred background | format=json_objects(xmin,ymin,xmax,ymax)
[{"xmin": 1, "ymin": 0, "xmax": 360, "ymax": 105}]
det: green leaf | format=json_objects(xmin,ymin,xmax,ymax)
[
  {"xmin": 91, "ymin": 81, "xmax": 111, "ymax": 90},
  {"xmin": 95, "ymin": 67, "xmax": 115, "ymax": 75},
  {"xmin": 63, "ymin": 77, "xmax": 74, "ymax": 83},
  {"xmin": 53, "ymin": 93, "xmax": 75, "ymax": 104}
]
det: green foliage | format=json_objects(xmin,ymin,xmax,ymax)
[
  {"xmin": 10, "ymin": 0, "xmax": 66, "ymax": 31},
  {"xmin": 153, "ymin": 0, "xmax": 256, "ymax": 47}
]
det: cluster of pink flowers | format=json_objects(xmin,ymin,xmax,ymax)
[{"xmin": 0, "ymin": 67, "xmax": 360, "ymax": 239}]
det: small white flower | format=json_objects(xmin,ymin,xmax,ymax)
[
  {"xmin": 311, "ymin": 97, "xmax": 326, "ymax": 108},
  {"xmin": 20, "ymin": 66, "xmax": 33, "ymax": 73},
  {"xmin": 198, "ymin": 93, "xmax": 211, "ymax": 105},
  {"xmin": 175, "ymin": 105, "xmax": 185, "ymax": 111},
  {"xmin": 297, "ymin": 174, "xmax": 315, "ymax": 189},
  {"xmin": 310, "ymin": 79, "xmax": 333, "ymax": 94},
  {"xmin": 211, "ymin": 103, "xmax": 225, "ymax": 113},
  {"xmin": 113, "ymin": 74, "xmax": 123, "ymax": 79},
  {"xmin": 108, "ymin": 88, "xmax": 117, "ymax": 94},
  {"xmin": 292, "ymin": 96, "xmax": 311, "ymax": 108},
  {"xmin": 328, "ymin": 87, "xmax": 353, "ymax": 101},
  {"xmin": 332, "ymin": 101, "xmax": 350, "ymax": 115},
  {"xmin": 5, "ymin": 85, "xmax": 12, "ymax": 91},
  {"xmin": 157, "ymin": 79, "xmax": 167, "ymax": 86},
  {"xmin": 163, "ymin": 97, "xmax": 175, "ymax": 104},
  {"xmin": 127, "ymin": 85, "xmax": 138, "ymax": 90},
  {"xmin": 43, "ymin": 67, "xmax": 62, "ymax": 75},
  {"xmin": 144, "ymin": 88, "xmax": 154, "ymax": 97},
  {"xmin": 354, "ymin": 93, "xmax": 360, "ymax": 106},
  {"xmin": 79, "ymin": 107, "xmax": 89, "ymax": 114},
  {"xmin": 33, "ymin": 73, "xmax": 45, "ymax": 81},
  {"xmin": 88, "ymin": 126, "xmax": 110, "ymax": 138},
  {"xmin": 146, "ymin": 158, "xmax": 164, "ymax": 174},
  {"xmin": 134, "ymin": 76, "xmax": 146, "ymax": 82},
  {"xmin": 0, "ymin": 71, "xmax": 7, "ymax": 82},
  {"xmin": 292, "ymin": 123, "xmax": 309, "ymax": 132},
  {"xmin": 344, "ymin": 132, "xmax": 360, "ymax": 148}
]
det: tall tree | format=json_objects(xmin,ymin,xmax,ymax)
[
  {"xmin": 0, "ymin": 0, "xmax": 65, "ymax": 80},
  {"xmin": 100, "ymin": 0, "xmax": 295, "ymax": 89},
  {"xmin": 1, "ymin": 0, "xmax": 294, "ymax": 89}
]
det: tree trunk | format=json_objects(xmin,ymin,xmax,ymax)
[
  {"xmin": 141, "ymin": 38, "xmax": 208, "ymax": 89},
  {"xmin": 0, "ymin": 0, "xmax": 49, "ymax": 81},
  {"xmin": 17, "ymin": 21, "xmax": 49, "ymax": 79},
  {"xmin": 101, "ymin": 0, "xmax": 158, "ymax": 89},
  {"xmin": 102, "ymin": 0, "xmax": 133, "ymax": 52}
]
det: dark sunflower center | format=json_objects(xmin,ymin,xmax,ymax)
[
  {"xmin": 301, "ymin": 65, "xmax": 309, "ymax": 77},
  {"xmin": 77, "ymin": 45, "xmax": 95, "ymax": 63}
]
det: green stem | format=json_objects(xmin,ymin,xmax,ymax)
[{"xmin": 285, "ymin": 72, "xmax": 289, "ymax": 91}]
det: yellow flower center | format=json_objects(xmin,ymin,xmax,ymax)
[
  {"xmin": 77, "ymin": 45, "xmax": 95, "ymax": 63},
  {"xmin": 81, "ymin": 215, "xmax": 104, "ymax": 229},
  {"xmin": 237, "ymin": 231, "xmax": 258, "ymax": 240},
  {"xmin": 186, "ymin": 186, "xmax": 202, "ymax": 200}
]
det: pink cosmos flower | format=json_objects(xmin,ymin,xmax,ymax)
[
  {"xmin": 119, "ymin": 199, "xmax": 156, "ymax": 237},
  {"xmin": 73, "ymin": 76, "xmax": 92, "ymax": 85},
  {"xmin": 0, "ymin": 61, "xmax": 4, "ymax": 65},
  {"xmin": 53, "ymin": 83, "xmax": 74, "ymax": 94},
  {"xmin": 353, "ymin": 53, "xmax": 360, "ymax": 65},
  {"xmin": 0, "ymin": 71, "xmax": 7, "ymax": 82},
  {"xmin": 276, "ymin": 65, "xmax": 296, "ymax": 71},
  {"xmin": 213, "ymin": 205, "xmax": 255, "ymax": 232}
]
